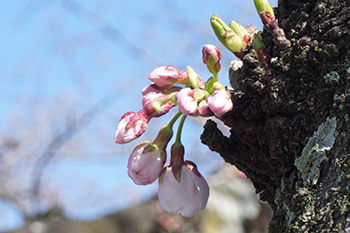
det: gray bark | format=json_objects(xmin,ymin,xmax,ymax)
[{"xmin": 201, "ymin": 0, "xmax": 350, "ymax": 232}]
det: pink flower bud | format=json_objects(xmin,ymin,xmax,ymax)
[
  {"xmin": 176, "ymin": 88, "xmax": 198, "ymax": 115},
  {"xmin": 142, "ymin": 83, "xmax": 182, "ymax": 96},
  {"xmin": 198, "ymin": 100, "xmax": 214, "ymax": 117},
  {"xmin": 127, "ymin": 142, "xmax": 166, "ymax": 185},
  {"xmin": 142, "ymin": 83, "xmax": 162, "ymax": 95},
  {"xmin": 142, "ymin": 92, "xmax": 175, "ymax": 117},
  {"xmin": 149, "ymin": 65, "xmax": 188, "ymax": 88},
  {"xmin": 202, "ymin": 44, "xmax": 222, "ymax": 74},
  {"xmin": 206, "ymin": 89, "xmax": 233, "ymax": 117},
  {"xmin": 114, "ymin": 111, "xmax": 149, "ymax": 144},
  {"xmin": 158, "ymin": 161, "xmax": 209, "ymax": 217}
]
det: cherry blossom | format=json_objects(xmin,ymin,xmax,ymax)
[
  {"xmin": 127, "ymin": 142, "xmax": 166, "ymax": 185},
  {"xmin": 158, "ymin": 161, "xmax": 209, "ymax": 217},
  {"xmin": 206, "ymin": 89, "xmax": 233, "ymax": 116}
]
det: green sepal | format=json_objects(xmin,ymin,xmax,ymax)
[
  {"xmin": 158, "ymin": 167, "xmax": 167, "ymax": 184},
  {"xmin": 193, "ymin": 89, "xmax": 208, "ymax": 102},
  {"xmin": 187, "ymin": 66, "xmax": 199, "ymax": 89},
  {"xmin": 142, "ymin": 142, "xmax": 158, "ymax": 154},
  {"xmin": 205, "ymin": 76, "xmax": 216, "ymax": 94},
  {"xmin": 172, "ymin": 165, "xmax": 182, "ymax": 183},
  {"xmin": 212, "ymin": 81, "xmax": 225, "ymax": 90}
]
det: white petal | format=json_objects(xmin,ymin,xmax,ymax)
[{"xmin": 158, "ymin": 165, "xmax": 210, "ymax": 217}]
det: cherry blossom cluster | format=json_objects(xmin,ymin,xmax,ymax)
[
  {"xmin": 114, "ymin": 44, "xmax": 233, "ymax": 217},
  {"xmin": 112, "ymin": 0, "xmax": 288, "ymax": 218}
]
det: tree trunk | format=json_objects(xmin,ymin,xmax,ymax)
[{"xmin": 201, "ymin": 0, "xmax": 350, "ymax": 232}]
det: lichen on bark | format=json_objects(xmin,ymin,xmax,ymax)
[
  {"xmin": 201, "ymin": 0, "xmax": 350, "ymax": 232},
  {"xmin": 294, "ymin": 116, "xmax": 337, "ymax": 186}
]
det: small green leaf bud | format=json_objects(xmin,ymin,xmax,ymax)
[
  {"xmin": 210, "ymin": 14, "xmax": 247, "ymax": 60},
  {"xmin": 253, "ymin": 0, "xmax": 276, "ymax": 27},
  {"xmin": 229, "ymin": 20, "xmax": 251, "ymax": 43},
  {"xmin": 253, "ymin": 33, "xmax": 271, "ymax": 74},
  {"xmin": 224, "ymin": 30, "xmax": 246, "ymax": 59}
]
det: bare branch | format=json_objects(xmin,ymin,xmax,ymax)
[{"xmin": 30, "ymin": 89, "xmax": 118, "ymax": 208}]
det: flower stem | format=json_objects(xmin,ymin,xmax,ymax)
[
  {"xmin": 167, "ymin": 111, "xmax": 182, "ymax": 129},
  {"xmin": 153, "ymin": 112, "xmax": 182, "ymax": 150},
  {"xmin": 214, "ymin": 73, "xmax": 219, "ymax": 82},
  {"xmin": 175, "ymin": 115, "xmax": 187, "ymax": 144}
]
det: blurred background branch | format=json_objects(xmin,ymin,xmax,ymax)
[{"xmin": 30, "ymin": 89, "xmax": 118, "ymax": 212}]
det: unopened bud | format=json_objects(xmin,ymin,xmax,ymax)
[
  {"xmin": 224, "ymin": 31, "xmax": 246, "ymax": 59},
  {"xmin": 127, "ymin": 141, "xmax": 165, "ymax": 185},
  {"xmin": 141, "ymin": 83, "xmax": 181, "ymax": 96},
  {"xmin": 176, "ymin": 88, "xmax": 198, "ymax": 116},
  {"xmin": 149, "ymin": 65, "xmax": 188, "ymax": 88},
  {"xmin": 202, "ymin": 44, "xmax": 222, "ymax": 75},
  {"xmin": 252, "ymin": 33, "xmax": 271, "ymax": 72},
  {"xmin": 114, "ymin": 111, "xmax": 149, "ymax": 144},
  {"xmin": 229, "ymin": 20, "xmax": 251, "ymax": 43},
  {"xmin": 210, "ymin": 14, "xmax": 230, "ymax": 47},
  {"xmin": 211, "ymin": 15, "xmax": 246, "ymax": 60},
  {"xmin": 142, "ymin": 92, "xmax": 175, "ymax": 117},
  {"xmin": 254, "ymin": 0, "xmax": 276, "ymax": 27},
  {"xmin": 206, "ymin": 89, "xmax": 233, "ymax": 117},
  {"xmin": 158, "ymin": 160, "xmax": 209, "ymax": 217}
]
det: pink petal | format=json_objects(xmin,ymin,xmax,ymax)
[
  {"xmin": 158, "ymin": 164, "xmax": 209, "ymax": 217},
  {"xmin": 198, "ymin": 100, "xmax": 214, "ymax": 117},
  {"xmin": 177, "ymin": 88, "xmax": 198, "ymax": 115},
  {"xmin": 114, "ymin": 111, "xmax": 148, "ymax": 144},
  {"xmin": 206, "ymin": 89, "xmax": 233, "ymax": 116},
  {"xmin": 127, "ymin": 142, "xmax": 165, "ymax": 185},
  {"xmin": 149, "ymin": 65, "xmax": 180, "ymax": 88}
]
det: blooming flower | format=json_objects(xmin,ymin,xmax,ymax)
[
  {"xmin": 127, "ymin": 141, "xmax": 166, "ymax": 185},
  {"xmin": 114, "ymin": 110, "xmax": 149, "ymax": 144},
  {"xmin": 158, "ymin": 161, "xmax": 209, "ymax": 217},
  {"xmin": 176, "ymin": 88, "xmax": 198, "ymax": 115},
  {"xmin": 149, "ymin": 65, "xmax": 188, "ymax": 88},
  {"xmin": 206, "ymin": 89, "xmax": 233, "ymax": 116},
  {"xmin": 202, "ymin": 44, "xmax": 222, "ymax": 74}
]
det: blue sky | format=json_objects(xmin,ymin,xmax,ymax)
[{"xmin": 0, "ymin": 0, "xmax": 277, "ymax": 231}]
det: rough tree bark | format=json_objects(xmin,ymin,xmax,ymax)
[{"xmin": 201, "ymin": 0, "xmax": 350, "ymax": 232}]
